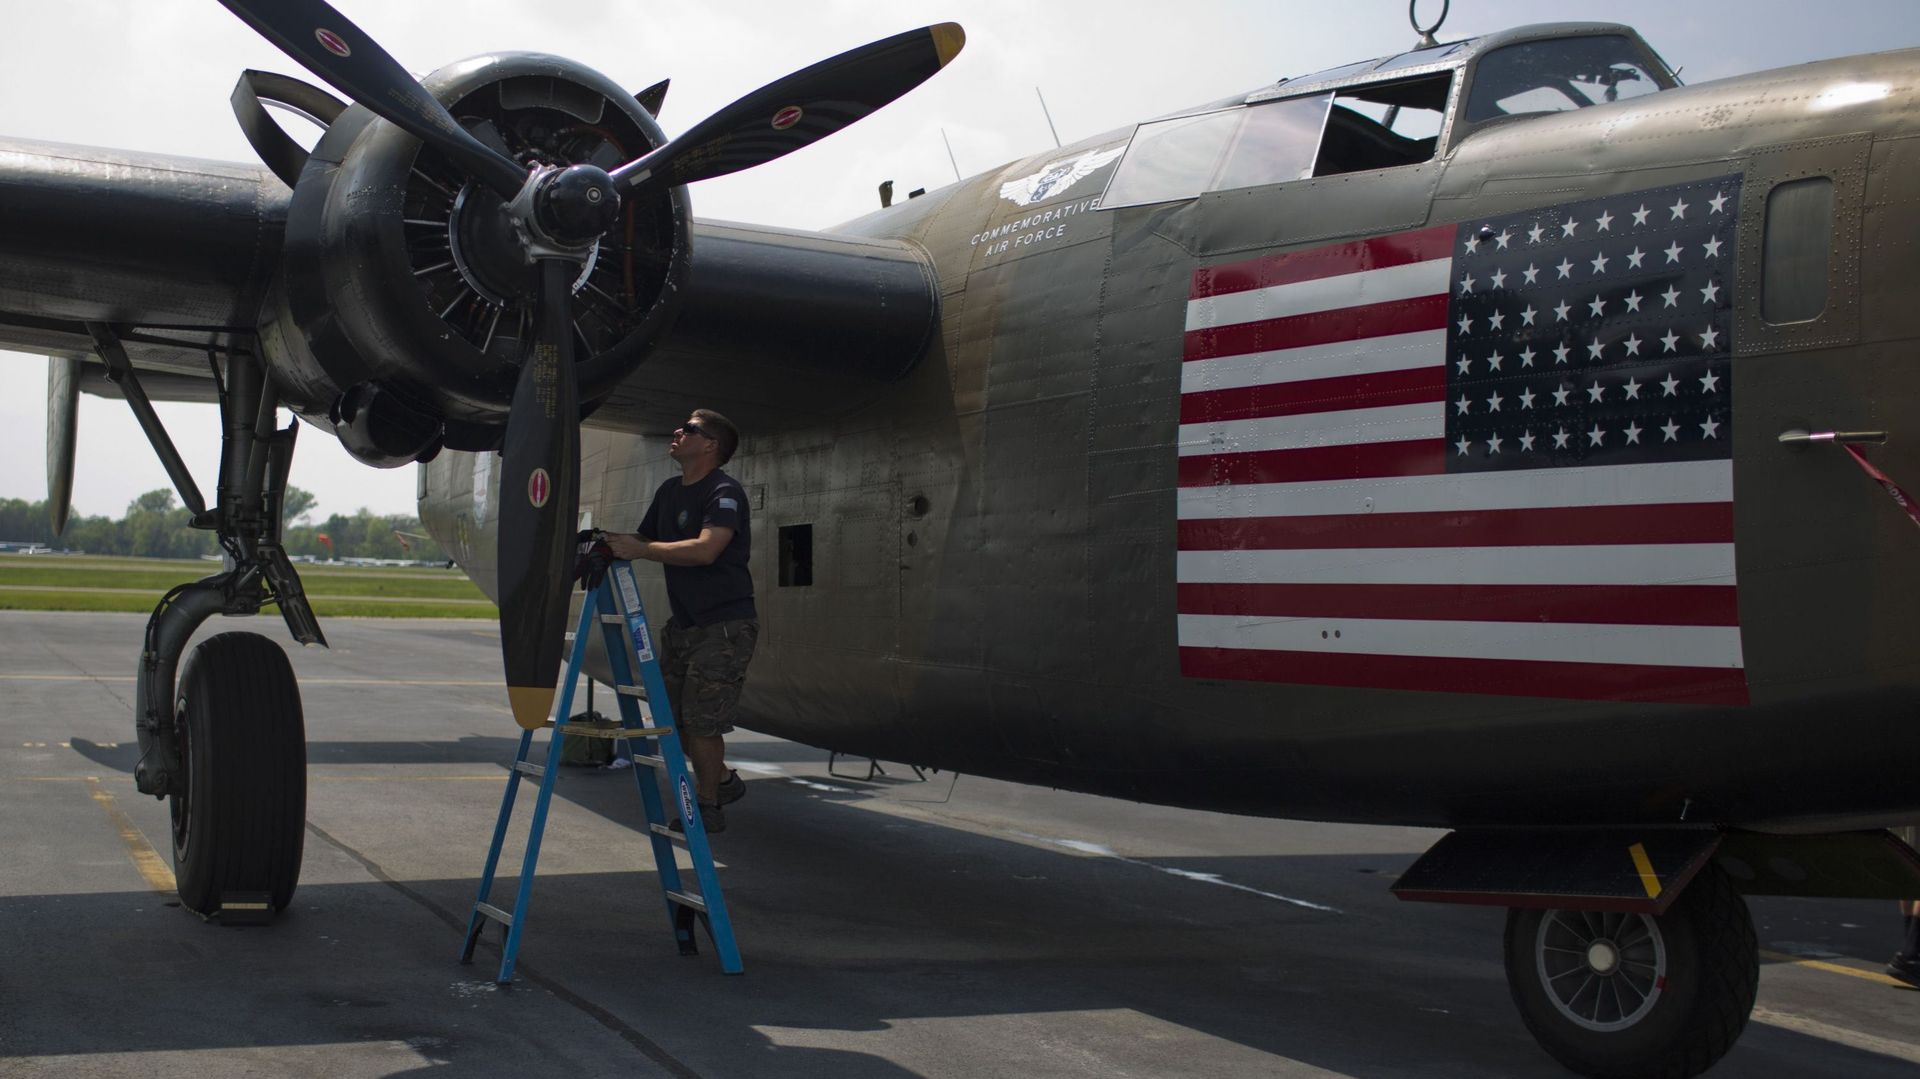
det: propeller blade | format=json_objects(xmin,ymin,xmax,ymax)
[
  {"xmin": 216, "ymin": 0, "xmax": 528, "ymax": 198},
  {"xmin": 496, "ymin": 259, "xmax": 581, "ymax": 729},
  {"xmin": 609, "ymin": 22, "xmax": 964, "ymax": 195}
]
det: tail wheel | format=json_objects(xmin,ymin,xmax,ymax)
[
  {"xmin": 170, "ymin": 631, "xmax": 307, "ymax": 917},
  {"xmin": 1504, "ymin": 865, "xmax": 1758, "ymax": 1079}
]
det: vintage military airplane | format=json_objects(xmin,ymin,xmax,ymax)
[{"xmin": 6, "ymin": 1, "xmax": 1919, "ymax": 1075}]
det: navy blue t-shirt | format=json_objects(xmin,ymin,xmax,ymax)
[{"xmin": 638, "ymin": 470, "xmax": 755, "ymax": 626}]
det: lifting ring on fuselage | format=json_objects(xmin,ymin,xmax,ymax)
[{"xmin": 1410, "ymin": 0, "xmax": 1449, "ymax": 49}]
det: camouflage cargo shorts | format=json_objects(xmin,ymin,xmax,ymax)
[{"xmin": 659, "ymin": 618, "xmax": 758, "ymax": 738}]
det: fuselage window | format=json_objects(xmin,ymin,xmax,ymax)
[
  {"xmin": 1762, "ymin": 177, "xmax": 1833, "ymax": 324},
  {"xmin": 1101, "ymin": 94, "xmax": 1330, "ymax": 209},
  {"xmin": 1465, "ymin": 35, "xmax": 1664, "ymax": 124},
  {"xmin": 1312, "ymin": 73, "xmax": 1451, "ymax": 177}
]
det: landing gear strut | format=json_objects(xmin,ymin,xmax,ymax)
[{"xmin": 92, "ymin": 323, "xmax": 323, "ymax": 920}]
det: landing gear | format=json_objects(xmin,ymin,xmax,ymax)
[
  {"xmin": 1504, "ymin": 866, "xmax": 1757, "ymax": 1079},
  {"xmin": 171, "ymin": 632, "xmax": 307, "ymax": 915}
]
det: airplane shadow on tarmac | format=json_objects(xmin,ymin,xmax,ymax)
[{"xmin": 10, "ymin": 757, "xmax": 1917, "ymax": 1078}]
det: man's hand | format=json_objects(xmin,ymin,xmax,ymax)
[
  {"xmin": 601, "ymin": 528, "xmax": 732, "ymax": 566},
  {"xmin": 604, "ymin": 532, "xmax": 650, "ymax": 561}
]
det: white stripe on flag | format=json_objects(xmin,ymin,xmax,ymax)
[
  {"xmin": 1175, "ymin": 459, "xmax": 1734, "ymax": 520},
  {"xmin": 1179, "ymin": 329, "xmax": 1446, "ymax": 393},
  {"xmin": 1175, "ymin": 544, "xmax": 1736, "ymax": 587},
  {"xmin": 1177, "ymin": 402, "xmax": 1443, "ymax": 456},
  {"xmin": 1175, "ymin": 613, "xmax": 1745, "ymax": 668},
  {"xmin": 1184, "ymin": 259, "xmax": 1452, "ymax": 331}
]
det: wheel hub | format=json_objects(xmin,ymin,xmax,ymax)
[
  {"xmin": 1536, "ymin": 910, "xmax": 1668, "ymax": 1031},
  {"xmin": 1586, "ymin": 939, "xmax": 1620, "ymax": 974}
]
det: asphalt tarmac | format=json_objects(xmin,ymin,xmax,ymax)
[{"xmin": 3, "ymin": 610, "xmax": 1917, "ymax": 1077}]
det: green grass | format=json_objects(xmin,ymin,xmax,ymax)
[{"xmin": 0, "ymin": 554, "xmax": 496, "ymax": 618}]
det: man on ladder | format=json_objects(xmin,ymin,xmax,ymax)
[{"xmin": 604, "ymin": 409, "xmax": 756, "ymax": 833}]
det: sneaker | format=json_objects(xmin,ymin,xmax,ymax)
[
  {"xmin": 668, "ymin": 802, "xmax": 725, "ymax": 834},
  {"xmin": 716, "ymin": 769, "xmax": 747, "ymax": 806},
  {"xmin": 1887, "ymin": 953, "xmax": 1920, "ymax": 988}
]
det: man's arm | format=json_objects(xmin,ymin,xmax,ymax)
[{"xmin": 605, "ymin": 527, "xmax": 734, "ymax": 567}]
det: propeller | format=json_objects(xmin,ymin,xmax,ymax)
[{"xmin": 219, "ymin": 0, "xmax": 964, "ymax": 728}]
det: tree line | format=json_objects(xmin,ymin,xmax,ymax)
[{"xmin": 0, "ymin": 487, "xmax": 449, "ymax": 563}]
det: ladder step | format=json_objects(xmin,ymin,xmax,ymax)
[
  {"xmin": 614, "ymin": 683, "xmax": 648, "ymax": 698},
  {"xmin": 666, "ymin": 889, "xmax": 707, "ymax": 913},
  {"xmin": 599, "ymin": 614, "xmax": 625, "ymax": 625},
  {"xmin": 554, "ymin": 722, "xmax": 669, "ymax": 740},
  {"xmin": 476, "ymin": 902, "xmax": 514, "ymax": 926},
  {"xmin": 634, "ymin": 753, "xmax": 667, "ymax": 769},
  {"xmin": 512, "ymin": 761, "xmax": 544, "ymax": 779},
  {"xmin": 563, "ymin": 631, "xmax": 577, "ymax": 642},
  {"xmin": 650, "ymin": 822, "xmax": 689, "ymax": 844}
]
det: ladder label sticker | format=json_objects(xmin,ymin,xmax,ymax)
[
  {"xmin": 677, "ymin": 775, "xmax": 695, "ymax": 824},
  {"xmin": 632, "ymin": 619, "xmax": 654, "ymax": 663}
]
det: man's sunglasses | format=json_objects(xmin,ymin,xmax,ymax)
[{"xmin": 678, "ymin": 421, "xmax": 715, "ymax": 440}]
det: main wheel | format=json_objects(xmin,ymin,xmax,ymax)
[
  {"xmin": 1504, "ymin": 865, "xmax": 1758, "ymax": 1079},
  {"xmin": 170, "ymin": 631, "xmax": 307, "ymax": 918}
]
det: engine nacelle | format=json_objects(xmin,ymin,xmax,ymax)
[{"xmin": 259, "ymin": 53, "xmax": 690, "ymax": 465}]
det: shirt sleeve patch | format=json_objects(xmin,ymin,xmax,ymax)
[{"xmin": 717, "ymin": 497, "xmax": 739, "ymax": 511}]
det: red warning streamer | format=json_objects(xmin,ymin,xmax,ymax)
[{"xmin": 1844, "ymin": 445, "xmax": 1920, "ymax": 530}]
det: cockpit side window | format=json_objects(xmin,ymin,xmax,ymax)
[
  {"xmin": 1465, "ymin": 35, "xmax": 1664, "ymax": 124},
  {"xmin": 1312, "ymin": 73, "xmax": 1451, "ymax": 177}
]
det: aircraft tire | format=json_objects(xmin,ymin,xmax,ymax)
[
  {"xmin": 169, "ymin": 631, "xmax": 307, "ymax": 918},
  {"xmin": 1503, "ymin": 864, "xmax": 1757, "ymax": 1079}
]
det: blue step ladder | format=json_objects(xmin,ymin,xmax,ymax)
[{"xmin": 460, "ymin": 560, "xmax": 742, "ymax": 981}]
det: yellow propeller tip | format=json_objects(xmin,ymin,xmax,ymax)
[
  {"xmin": 931, "ymin": 23, "xmax": 965, "ymax": 67},
  {"xmin": 508, "ymin": 686, "xmax": 556, "ymax": 730}
]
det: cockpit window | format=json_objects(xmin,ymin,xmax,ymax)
[
  {"xmin": 1465, "ymin": 35, "xmax": 1664, "ymax": 123},
  {"xmin": 1102, "ymin": 95, "xmax": 1330, "ymax": 209},
  {"xmin": 1313, "ymin": 74, "xmax": 1450, "ymax": 177}
]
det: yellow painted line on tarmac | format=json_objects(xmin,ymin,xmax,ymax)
[
  {"xmin": 83, "ymin": 776, "xmax": 176, "ymax": 894},
  {"xmin": 1760, "ymin": 948, "xmax": 1908, "ymax": 988}
]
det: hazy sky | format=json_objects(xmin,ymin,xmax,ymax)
[{"xmin": 1, "ymin": 0, "xmax": 1914, "ymax": 524}]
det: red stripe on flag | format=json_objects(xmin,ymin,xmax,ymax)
[
  {"xmin": 1178, "ymin": 647, "xmax": 1750, "ymax": 705},
  {"xmin": 1185, "ymin": 295, "xmax": 1450, "ymax": 362},
  {"xmin": 1189, "ymin": 224, "xmax": 1459, "ymax": 299},
  {"xmin": 1179, "ymin": 367, "xmax": 1445, "ymax": 424},
  {"xmin": 1176, "ymin": 582, "xmax": 1741, "ymax": 626},
  {"xmin": 1178, "ymin": 440, "xmax": 1446, "ymax": 487},
  {"xmin": 1176, "ymin": 502, "xmax": 1735, "ymax": 550}
]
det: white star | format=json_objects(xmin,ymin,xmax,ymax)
[
  {"xmin": 1702, "ymin": 235, "xmax": 1723, "ymax": 259},
  {"xmin": 1627, "ymin": 247, "xmax": 1646, "ymax": 269},
  {"xmin": 1519, "ymin": 346, "xmax": 1538, "ymax": 367},
  {"xmin": 1699, "ymin": 325, "xmax": 1722, "ymax": 351},
  {"xmin": 1664, "ymin": 241, "xmax": 1684, "ymax": 264},
  {"xmin": 1588, "ymin": 294, "xmax": 1608, "ymax": 317},
  {"xmin": 1670, "ymin": 197, "xmax": 1689, "ymax": 220},
  {"xmin": 1661, "ymin": 286, "xmax": 1682, "ymax": 308},
  {"xmin": 1623, "ymin": 375, "xmax": 1643, "ymax": 397},
  {"xmin": 1595, "ymin": 210, "xmax": 1614, "ymax": 232},
  {"xmin": 1464, "ymin": 232, "xmax": 1482, "ymax": 254},
  {"xmin": 1562, "ymin": 216, "xmax": 1579, "ymax": 238},
  {"xmin": 1553, "ymin": 384, "xmax": 1573, "ymax": 406},
  {"xmin": 1486, "ymin": 433, "xmax": 1504, "ymax": 454},
  {"xmin": 1495, "ymin": 229, "xmax": 1513, "ymax": 249},
  {"xmin": 1455, "ymin": 435, "xmax": 1473, "ymax": 455},
  {"xmin": 1661, "ymin": 418, "xmax": 1681, "ymax": 441},
  {"xmin": 1632, "ymin": 204, "xmax": 1651, "ymax": 226},
  {"xmin": 1460, "ymin": 273, "xmax": 1477, "ymax": 294},
  {"xmin": 1520, "ymin": 431, "xmax": 1537, "ymax": 451},
  {"xmin": 1587, "ymin": 337, "xmax": 1606, "ymax": 360},
  {"xmin": 1590, "ymin": 251, "xmax": 1611, "ymax": 275},
  {"xmin": 1624, "ymin": 290, "xmax": 1644, "ymax": 312},
  {"xmin": 1700, "ymin": 417, "xmax": 1721, "ymax": 439},
  {"xmin": 1488, "ymin": 310, "xmax": 1506, "ymax": 331},
  {"xmin": 1553, "ymin": 426, "xmax": 1572, "ymax": 449},
  {"xmin": 1624, "ymin": 335, "xmax": 1644, "ymax": 358},
  {"xmin": 1554, "ymin": 300, "xmax": 1573, "ymax": 322},
  {"xmin": 1486, "ymin": 391, "xmax": 1504, "ymax": 412},
  {"xmin": 1490, "ymin": 268, "xmax": 1508, "ymax": 289},
  {"xmin": 1589, "ymin": 424, "xmax": 1607, "ymax": 446},
  {"xmin": 1624, "ymin": 421, "xmax": 1643, "ymax": 445},
  {"xmin": 1456, "ymin": 354, "xmax": 1473, "ymax": 375},
  {"xmin": 1521, "ymin": 305, "xmax": 1538, "ymax": 326},
  {"xmin": 1488, "ymin": 350, "xmax": 1505, "ymax": 370},
  {"xmin": 1456, "ymin": 393, "xmax": 1472, "ymax": 414},
  {"xmin": 1553, "ymin": 343, "xmax": 1572, "ymax": 365},
  {"xmin": 1709, "ymin": 191, "xmax": 1728, "ymax": 214},
  {"xmin": 1661, "ymin": 373, "xmax": 1680, "ymax": 395},
  {"xmin": 1556, "ymin": 258, "xmax": 1575, "ymax": 280},
  {"xmin": 1587, "ymin": 380, "xmax": 1607, "ymax": 402},
  {"xmin": 1700, "ymin": 280, "xmax": 1722, "ymax": 305},
  {"xmin": 1519, "ymin": 387, "xmax": 1537, "ymax": 408},
  {"xmin": 1527, "ymin": 222, "xmax": 1546, "ymax": 244},
  {"xmin": 1699, "ymin": 369, "xmax": 1721, "ymax": 393},
  {"xmin": 1457, "ymin": 312, "xmax": 1475, "ymax": 335},
  {"xmin": 1523, "ymin": 263, "xmax": 1541, "ymax": 284}
]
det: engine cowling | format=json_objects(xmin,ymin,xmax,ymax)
[{"xmin": 258, "ymin": 52, "xmax": 690, "ymax": 465}]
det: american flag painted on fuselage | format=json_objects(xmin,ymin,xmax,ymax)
[{"xmin": 1176, "ymin": 177, "xmax": 1746, "ymax": 704}]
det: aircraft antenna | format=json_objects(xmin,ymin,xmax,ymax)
[
  {"xmin": 940, "ymin": 128, "xmax": 963, "ymax": 182},
  {"xmin": 1036, "ymin": 86, "xmax": 1062, "ymax": 148}
]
